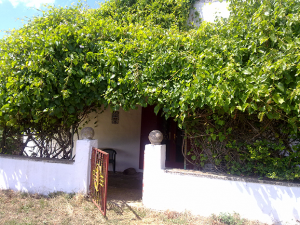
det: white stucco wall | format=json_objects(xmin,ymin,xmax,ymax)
[
  {"xmin": 76, "ymin": 107, "xmax": 142, "ymax": 172},
  {"xmin": 189, "ymin": 0, "xmax": 230, "ymax": 26},
  {"xmin": 143, "ymin": 144, "xmax": 300, "ymax": 225},
  {"xmin": 0, "ymin": 139, "xmax": 97, "ymax": 195}
]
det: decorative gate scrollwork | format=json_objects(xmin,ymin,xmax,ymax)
[{"xmin": 90, "ymin": 147, "xmax": 109, "ymax": 216}]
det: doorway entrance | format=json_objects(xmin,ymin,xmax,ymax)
[{"xmin": 139, "ymin": 106, "xmax": 184, "ymax": 169}]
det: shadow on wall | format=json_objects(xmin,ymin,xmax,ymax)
[
  {"xmin": 0, "ymin": 139, "xmax": 97, "ymax": 195},
  {"xmin": 234, "ymin": 181, "xmax": 300, "ymax": 224},
  {"xmin": 0, "ymin": 167, "xmax": 37, "ymax": 193},
  {"xmin": 0, "ymin": 157, "xmax": 76, "ymax": 194},
  {"xmin": 0, "ymin": 160, "xmax": 32, "ymax": 193},
  {"xmin": 142, "ymin": 145, "xmax": 300, "ymax": 224}
]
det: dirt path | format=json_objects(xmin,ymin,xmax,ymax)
[{"xmin": 107, "ymin": 172, "xmax": 143, "ymax": 207}]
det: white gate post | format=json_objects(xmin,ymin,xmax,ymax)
[
  {"xmin": 74, "ymin": 128, "xmax": 98, "ymax": 195},
  {"xmin": 142, "ymin": 130, "xmax": 166, "ymax": 208}
]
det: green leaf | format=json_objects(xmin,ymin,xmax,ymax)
[
  {"xmin": 154, "ymin": 105, "xmax": 160, "ymax": 115},
  {"xmin": 211, "ymin": 134, "xmax": 217, "ymax": 141},
  {"xmin": 242, "ymin": 68, "xmax": 252, "ymax": 75},
  {"xmin": 276, "ymin": 82, "xmax": 285, "ymax": 93},
  {"xmin": 219, "ymin": 132, "xmax": 226, "ymax": 142},
  {"xmin": 67, "ymin": 106, "xmax": 75, "ymax": 114},
  {"xmin": 260, "ymin": 36, "xmax": 269, "ymax": 45},
  {"xmin": 258, "ymin": 112, "xmax": 265, "ymax": 122},
  {"xmin": 272, "ymin": 93, "xmax": 284, "ymax": 104}
]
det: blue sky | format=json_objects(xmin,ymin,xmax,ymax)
[{"xmin": 0, "ymin": 0, "xmax": 105, "ymax": 39}]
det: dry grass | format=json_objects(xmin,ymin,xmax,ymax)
[{"xmin": 0, "ymin": 190, "xmax": 267, "ymax": 225}]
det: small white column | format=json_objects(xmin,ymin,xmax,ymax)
[
  {"xmin": 144, "ymin": 144, "xmax": 166, "ymax": 172},
  {"xmin": 142, "ymin": 142, "xmax": 166, "ymax": 207},
  {"xmin": 74, "ymin": 135, "xmax": 98, "ymax": 194}
]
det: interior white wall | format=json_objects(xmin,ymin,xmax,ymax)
[
  {"xmin": 75, "ymin": 107, "xmax": 142, "ymax": 172},
  {"xmin": 143, "ymin": 144, "xmax": 300, "ymax": 225}
]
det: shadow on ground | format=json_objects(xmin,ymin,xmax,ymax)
[
  {"xmin": 106, "ymin": 172, "xmax": 143, "ymax": 218},
  {"xmin": 107, "ymin": 171, "xmax": 143, "ymax": 202}
]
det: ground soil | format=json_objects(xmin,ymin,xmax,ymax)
[{"xmin": 107, "ymin": 171, "xmax": 143, "ymax": 202}]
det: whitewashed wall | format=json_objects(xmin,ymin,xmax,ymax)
[
  {"xmin": 143, "ymin": 144, "xmax": 300, "ymax": 225},
  {"xmin": 0, "ymin": 139, "xmax": 97, "ymax": 195},
  {"xmin": 75, "ymin": 107, "xmax": 142, "ymax": 172},
  {"xmin": 189, "ymin": 0, "xmax": 230, "ymax": 26}
]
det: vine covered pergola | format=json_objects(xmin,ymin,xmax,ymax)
[{"xmin": 1, "ymin": 0, "xmax": 300, "ymax": 180}]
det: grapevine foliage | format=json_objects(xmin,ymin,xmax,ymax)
[{"xmin": 1, "ymin": 0, "xmax": 300, "ymax": 179}]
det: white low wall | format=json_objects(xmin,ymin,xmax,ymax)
[
  {"xmin": 143, "ymin": 144, "xmax": 300, "ymax": 224},
  {"xmin": 0, "ymin": 139, "xmax": 97, "ymax": 195}
]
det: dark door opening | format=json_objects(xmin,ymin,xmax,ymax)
[{"xmin": 139, "ymin": 106, "xmax": 185, "ymax": 169}]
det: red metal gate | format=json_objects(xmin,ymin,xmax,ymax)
[{"xmin": 90, "ymin": 147, "xmax": 109, "ymax": 216}]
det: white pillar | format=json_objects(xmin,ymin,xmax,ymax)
[
  {"xmin": 142, "ymin": 144, "xmax": 166, "ymax": 207},
  {"xmin": 144, "ymin": 144, "xmax": 166, "ymax": 171},
  {"xmin": 74, "ymin": 139, "xmax": 98, "ymax": 195}
]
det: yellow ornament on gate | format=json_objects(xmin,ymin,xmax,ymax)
[{"xmin": 93, "ymin": 163, "xmax": 104, "ymax": 192}]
